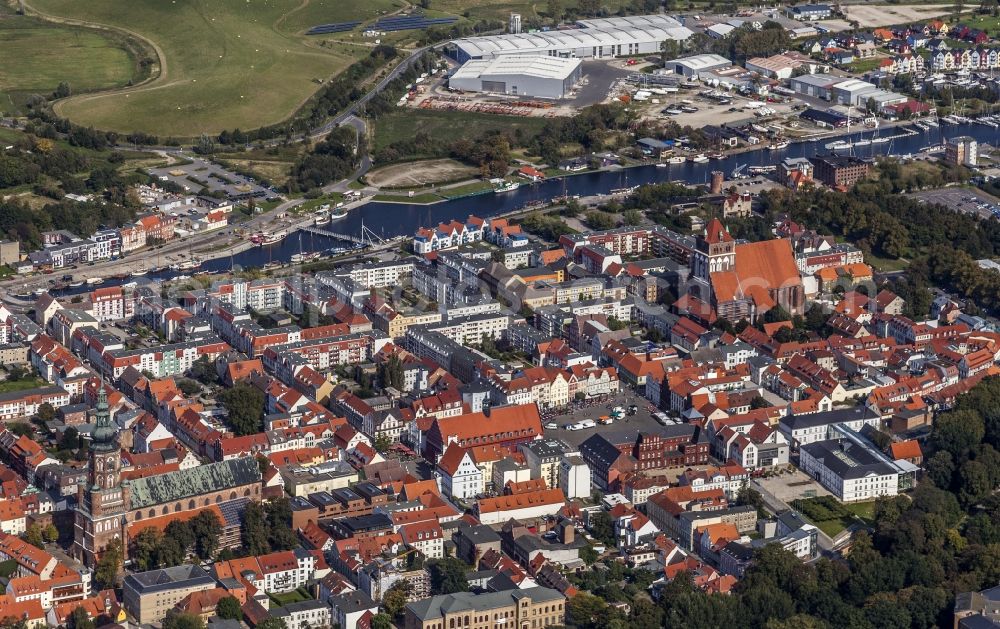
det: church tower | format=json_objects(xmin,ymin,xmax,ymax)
[
  {"xmin": 692, "ymin": 218, "xmax": 735, "ymax": 282},
  {"xmin": 73, "ymin": 383, "xmax": 129, "ymax": 567}
]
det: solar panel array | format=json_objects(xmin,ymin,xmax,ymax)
[
  {"xmin": 306, "ymin": 21, "xmax": 362, "ymax": 35},
  {"xmin": 372, "ymin": 14, "xmax": 458, "ymax": 31}
]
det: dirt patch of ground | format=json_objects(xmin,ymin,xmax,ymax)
[
  {"xmin": 224, "ymin": 159, "xmax": 291, "ymax": 187},
  {"xmin": 842, "ymin": 4, "xmax": 952, "ymax": 28},
  {"xmin": 366, "ymin": 158, "xmax": 478, "ymax": 188}
]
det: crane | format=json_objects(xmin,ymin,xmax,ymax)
[{"xmin": 731, "ymin": 163, "xmax": 747, "ymax": 180}]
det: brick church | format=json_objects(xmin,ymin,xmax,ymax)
[
  {"xmin": 689, "ymin": 219, "xmax": 804, "ymax": 323},
  {"xmin": 73, "ymin": 386, "xmax": 262, "ymax": 567}
]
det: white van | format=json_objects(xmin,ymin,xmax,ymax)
[{"xmin": 579, "ymin": 419, "xmax": 596, "ymax": 429}]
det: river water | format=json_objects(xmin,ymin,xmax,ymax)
[
  {"xmin": 297, "ymin": 120, "xmax": 996, "ymax": 253},
  {"xmin": 42, "ymin": 120, "xmax": 999, "ymax": 297}
]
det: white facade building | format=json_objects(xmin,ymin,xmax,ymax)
[
  {"xmin": 559, "ymin": 455, "xmax": 591, "ymax": 500},
  {"xmin": 799, "ymin": 438, "xmax": 899, "ymax": 502},
  {"xmin": 450, "ymin": 56, "xmax": 583, "ymax": 99},
  {"xmin": 452, "ymin": 14, "xmax": 693, "ymax": 61}
]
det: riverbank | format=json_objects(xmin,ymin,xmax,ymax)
[{"xmin": 360, "ymin": 116, "xmax": 925, "ymax": 208}]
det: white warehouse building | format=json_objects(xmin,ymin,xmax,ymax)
[
  {"xmin": 667, "ymin": 53, "xmax": 733, "ymax": 77},
  {"xmin": 450, "ymin": 14, "xmax": 693, "ymax": 62},
  {"xmin": 449, "ymin": 56, "xmax": 583, "ymax": 99}
]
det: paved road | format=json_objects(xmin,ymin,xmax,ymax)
[
  {"xmin": 312, "ymin": 45, "xmax": 433, "ymax": 140},
  {"xmin": 0, "ymin": 196, "xmax": 305, "ymax": 300}
]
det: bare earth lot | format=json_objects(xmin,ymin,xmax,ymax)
[
  {"xmin": 842, "ymin": 4, "xmax": 953, "ymax": 28},
  {"xmin": 366, "ymin": 158, "xmax": 478, "ymax": 188}
]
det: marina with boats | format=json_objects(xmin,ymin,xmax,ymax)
[{"xmin": 20, "ymin": 115, "xmax": 1000, "ymax": 301}]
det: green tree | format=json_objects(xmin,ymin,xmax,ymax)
[
  {"xmin": 94, "ymin": 539, "xmax": 122, "ymax": 589},
  {"xmin": 23, "ymin": 524, "xmax": 43, "ymax": 549},
  {"xmin": 429, "ymin": 557, "xmax": 470, "ymax": 594},
  {"xmin": 373, "ymin": 434, "xmax": 392, "ymax": 453},
  {"xmin": 165, "ymin": 520, "xmax": 195, "ymax": 555},
  {"xmin": 190, "ymin": 510, "xmax": 222, "ymax": 560},
  {"xmin": 219, "ymin": 382, "xmax": 265, "ymax": 436},
  {"xmin": 622, "ymin": 209, "xmax": 643, "ymax": 226},
  {"xmin": 189, "ymin": 355, "xmax": 218, "ymax": 385},
  {"xmin": 383, "ymin": 580, "xmax": 413, "ymax": 619},
  {"xmin": 58, "ymin": 427, "xmax": 80, "ymax": 452},
  {"xmin": 67, "ymin": 606, "xmax": 94, "ymax": 629},
  {"xmin": 130, "ymin": 528, "xmax": 162, "ymax": 571},
  {"xmin": 36, "ymin": 403, "xmax": 55, "ymax": 423},
  {"xmin": 162, "ymin": 610, "xmax": 205, "ymax": 629},
  {"xmin": 176, "ymin": 378, "xmax": 202, "ymax": 396},
  {"xmin": 585, "ymin": 210, "xmax": 616, "ymax": 230},
  {"xmin": 370, "ymin": 614, "xmax": 393, "ymax": 629},
  {"xmin": 588, "ymin": 511, "xmax": 616, "ymax": 546},
  {"xmin": 958, "ymin": 459, "xmax": 993, "ymax": 507},
  {"xmin": 42, "ymin": 523, "xmax": 58, "ymax": 543},
  {"xmin": 253, "ymin": 617, "xmax": 287, "ymax": 629},
  {"xmin": 265, "ymin": 498, "xmax": 297, "ymax": 551},
  {"xmin": 546, "ymin": 0, "xmax": 563, "ymax": 19},
  {"xmin": 737, "ymin": 482, "xmax": 768, "ymax": 518},
  {"xmin": 155, "ymin": 536, "xmax": 186, "ymax": 568},
  {"xmin": 241, "ymin": 502, "xmax": 270, "ymax": 555},
  {"xmin": 216, "ymin": 596, "xmax": 242, "ymax": 620}
]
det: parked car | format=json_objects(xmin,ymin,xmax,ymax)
[
  {"xmin": 565, "ymin": 423, "xmax": 581, "ymax": 431},
  {"xmin": 545, "ymin": 422, "xmax": 558, "ymax": 430}
]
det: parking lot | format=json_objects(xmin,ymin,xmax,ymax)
[
  {"xmin": 908, "ymin": 187, "xmax": 1000, "ymax": 220},
  {"xmin": 540, "ymin": 389, "xmax": 673, "ymax": 448},
  {"xmin": 148, "ymin": 156, "xmax": 272, "ymax": 200}
]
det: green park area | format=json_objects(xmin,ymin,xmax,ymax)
[{"xmin": 791, "ymin": 496, "xmax": 876, "ymax": 537}]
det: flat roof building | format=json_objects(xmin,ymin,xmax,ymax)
[
  {"xmin": 789, "ymin": 73, "xmax": 838, "ymax": 99},
  {"xmin": 668, "ymin": 53, "xmax": 733, "ymax": 77},
  {"xmin": 450, "ymin": 56, "xmax": 583, "ymax": 99},
  {"xmin": 946, "ymin": 135, "xmax": 978, "ymax": 167},
  {"xmin": 799, "ymin": 436, "xmax": 899, "ymax": 502},
  {"xmin": 450, "ymin": 14, "xmax": 692, "ymax": 62},
  {"xmin": 123, "ymin": 565, "xmax": 218, "ymax": 624}
]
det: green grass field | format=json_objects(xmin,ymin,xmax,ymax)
[
  {"xmin": 373, "ymin": 109, "xmax": 549, "ymax": 153},
  {"xmin": 267, "ymin": 587, "xmax": 312, "ymax": 607},
  {"xmin": 29, "ymin": 0, "xmax": 368, "ymax": 137},
  {"xmin": 0, "ymin": 15, "xmax": 138, "ymax": 113},
  {"xmin": 0, "ymin": 378, "xmax": 48, "ymax": 394},
  {"xmin": 373, "ymin": 191, "xmax": 443, "ymax": 203}
]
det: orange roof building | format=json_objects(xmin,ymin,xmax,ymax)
[
  {"xmin": 693, "ymin": 220, "xmax": 804, "ymax": 322},
  {"xmin": 474, "ymin": 488, "xmax": 566, "ymax": 525}
]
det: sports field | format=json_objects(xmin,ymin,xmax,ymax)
[
  {"xmin": 27, "ymin": 0, "xmax": 386, "ymax": 137},
  {"xmin": 0, "ymin": 14, "xmax": 138, "ymax": 111}
]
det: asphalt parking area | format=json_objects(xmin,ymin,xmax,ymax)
[
  {"xmin": 541, "ymin": 389, "xmax": 669, "ymax": 447},
  {"xmin": 909, "ymin": 187, "xmax": 1000, "ymax": 220}
]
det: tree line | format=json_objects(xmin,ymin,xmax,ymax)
[{"xmin": 131, "ymin": 511, "xmax": 222, "ymax": 570}]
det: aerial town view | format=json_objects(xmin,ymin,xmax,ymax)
[{"xmin": 8, "ymin": 0, "xmax": 1000, "ymax": 627}]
